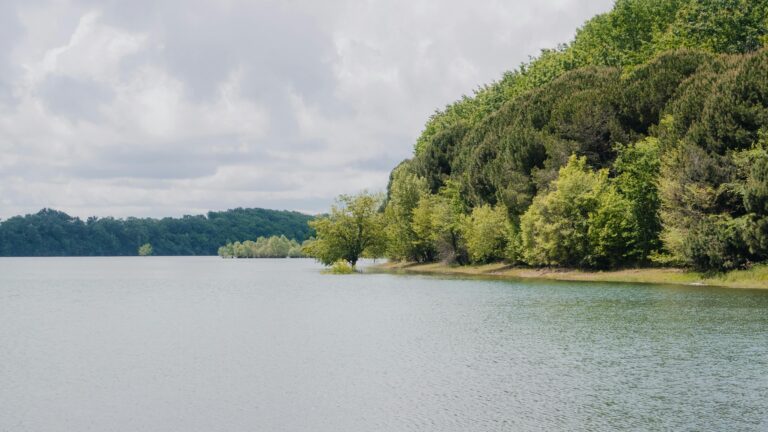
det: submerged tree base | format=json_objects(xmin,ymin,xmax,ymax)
[{"xmin": 372, "ymin": 262, "xmax": 768, "ymax": 290}]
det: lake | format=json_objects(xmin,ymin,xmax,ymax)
[{"xmin": 0, "ymin": 257, "xmax": 766, "ymax": 431}]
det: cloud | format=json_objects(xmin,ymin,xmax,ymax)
[{"xmin": 0, "ymin": 0, "xmax": 614, "ymax": 219}]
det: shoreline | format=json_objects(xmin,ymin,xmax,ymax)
[{"xmin": 369, "ymin": 262, "xmax": 768, "ymax": 290}]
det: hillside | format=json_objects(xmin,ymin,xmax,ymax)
[
  {"xmin": 380, "ymin": 0, "xmax": 768, "ymax": 271},
  {"xmin": 0, "ymin": 208, "xmax": 314, "ymax": 256}
]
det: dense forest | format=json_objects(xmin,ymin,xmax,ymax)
[
  {"xmin": 0, "ymin": 208, "xmax": 314, "ymax": 256},
  {"xmin": 308, "ymin": 0, "xmax": 768, "ymax": 272}
]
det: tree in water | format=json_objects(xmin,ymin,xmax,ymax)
[{"xmin": 303, "ymin": 192, "xmax": 387, "ymax": 267}]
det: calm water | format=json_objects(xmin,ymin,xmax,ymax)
[{"xmin": 0, "ymin": 257, "xmax": 767, "ymax": 431}]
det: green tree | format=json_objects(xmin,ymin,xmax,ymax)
[
  {"xmin": 588, "ymin": 187, "xmax": 639, "ymax": 268},
  {"xmin": 521, "ymin": 155, "xmax": 638, "ymax": 268},
  {"xmin": 138, "ymin": 243, "xmax": 153, "ymax": 256},
  {"xmin": 384, "ymin": 166, "xmax": 433, "ymax": 261},
  {"xmin": 462, "ymin": 204, "xmax": 514, "ymax": 264},
  {"xmin": 303, "ymin": 192, "xmax": 386, "ymax": 267},
  {"xmin": 410, "ymin": 195, "xmax": 437, "ymax": 260},
  {"xmin": 613, "ymin": 137, "xmax": 662, "ymax": 260},
  {"xmin": 218, "ymin": 244, "xmax": 233, "ymax": 258},
  {"xmin": 412, "ymin": 180, "xmax": 469, "ymax": 264}
]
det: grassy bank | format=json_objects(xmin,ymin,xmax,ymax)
[{"xmin": 371, "ymin": 262, "xmax": 768, "ymax": 290}]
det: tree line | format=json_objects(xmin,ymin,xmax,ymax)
[
  {"xmin": 304, "ymin": 0, "xmax": 768, "ymax": 272},
  {"xmin": 218, "ymin": 235, "xmax": 308, "ymax": 258},
  {"xmin": 0, "ymin": 208, "xmax": 314, "ymax": 256}
]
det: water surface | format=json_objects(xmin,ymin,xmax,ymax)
[{"xmin": 1, "ymin": 257, "xmax": 767, "ymax": 431}]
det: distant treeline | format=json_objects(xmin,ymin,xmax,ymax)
[
  {"xmin": 218, "ymin": 235, "xmax": 308, "ymax": 258},
  {"xmin": 0, "ymin": 208, "xmax": 314, "ymax": 256}
]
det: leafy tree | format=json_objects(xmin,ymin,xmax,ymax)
[
  {"xmin": 521, "ymin": 156, "xmax": 638, "ymax": 268},
  {"xmin": 384, "ymin": 166, "xmax": 433, "ymax": 262},
  {"xmin": 613, "ymin": 137, "xmax": 663, "ymax": 260},
  {"xmin": 462, "ymin": 204, "xmax": 514, "ymax": 264},
  {"xmin": 521, "ymin": 156, "xmax": 602, "ymax": 266},
  {"xmin": 587, "ymin": 187, "xmax": 639, "ymax": 268},
  {"xmin": 138, "ymin": 243, "xmax": 153, "ymax": 256},
  {"xmin": 417, "ymin": 180, "xmax": 469, "ymax": 264},
  {"xmin": 682, "ymin": 215, "xmax": 758, "ymax": 271},
  {"xmin": 410, "ymin": 195, "xmax": 437, "ymax": 261},
  {"xmin": 303, "ymin": 192, "xmax": 386, "ymax": 266}
]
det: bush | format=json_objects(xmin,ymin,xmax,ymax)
[{"xmin": 324, "ymin": 260, "xmax": 356, "ymax": 274}]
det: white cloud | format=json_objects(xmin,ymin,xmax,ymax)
[{"xmin": 23, "ymin": 11, "xmax": 147, "ymax": 87}]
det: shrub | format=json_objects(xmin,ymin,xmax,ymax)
[{"xmin": 325, "ymin": 260, "xmax": 356, "ymax": 274}]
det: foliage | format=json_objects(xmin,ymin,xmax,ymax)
[
  {"xmin": 324, "ymin": 260, "xmax": 356, "ymax": 274},
  {"xmin": 380, "ymin": 0, "xmax": 768, "ymax": 272},
  {"xmin": 659, "ymin": 0, "xmax": 768, "ymax": 54},
  {"xmin": 613, "ymin": 137, "xmax": 662, "ymax": 260},
  {"xmin": 519, "ymin": 156, "xmax": 638, "ymax": 268},
  {"xmin": 587, "ymin": 187, "xmax": 639, "ymax": 268},
  {"xmin": 520, "ymin": 156, "xmax": 601, "ymax": 267},
  {"xmin": 303, "ymin": 192, "xmax": 386, "ymax": 266},
  {"xmin": 0, "ymin": 207, "xmax": 314, "ymax": 257},
  {"xmin": 682, "ymin": 215, "xmax": 759, "ymax": 271},
  {"xmin": 658, "ymin": 50, "xmax": 768, "ymax": 269},
  {"xmin": 138, "ymin": 243, "xmax": 153, "ymax": 256},
  {"xmin": 384, "ymin": 166, "xmax": 434, "ymax": 262},
  {"xmin": 412, "ymin": 0, "xmax": 768, "ymax": 164},
  {"xmin": 218, "ymin": 235, "xmax": 305, "ymax": 258},
  {"xmin": 462, "ymin": 205, "xmax": 515, "ymax": 264},
  {"xmin": 408, "ymin": 180, "xmax": 469, "ymax": 264}
]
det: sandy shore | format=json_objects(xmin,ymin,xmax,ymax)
[{"xmin": 369, "ymin": 261, "xmax": 768, "ymax": 290}]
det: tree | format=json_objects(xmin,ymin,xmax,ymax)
[
  {"xmin": 303, "ymin": 192, "xmax": 386, "ymax": 266},
  {"xmin": 587, "ymin": 187, "xmax": 639, "ymax": 268},
  {"xmin": 410, "ymin": 195, "xmax": 437, "ymax": 260},
  {"xmin": 384, "ymin": 166, "xmax": 433, "ymax": 262},
  {"xmin": 410, "ymin": 180, "xmax": 469, "ymax": 264},
  {"xmin": 613, "ymin": 137, "xmax": 662, "ymax": 260},
  {"xmin": 138, "ymin": 243, "xmax": 153, "ymax": 256},
  {"xmin": 462, "ymin": 205, "xmax": 514, "ymax": 264},
  {"xmin": 520, "ymin": 155, "xmax": 638, "ymax": 268}
]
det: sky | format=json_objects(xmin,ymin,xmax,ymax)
[{"xmin": 0, "ymin": 0, "xmax": 615, "ymax": 219}]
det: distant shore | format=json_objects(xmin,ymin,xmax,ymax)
[{"xmin": 370, "ymin": 262, "xmax": 768, "ymax": 290}]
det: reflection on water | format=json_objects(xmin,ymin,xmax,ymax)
[{"xmin": 0, "ymin": 257, "xmax": 767, "ymax": 431}]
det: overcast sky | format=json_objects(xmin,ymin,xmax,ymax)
[{"xmin": 0, "ymin": 0, "xmax": 614, "ymax": 218}]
